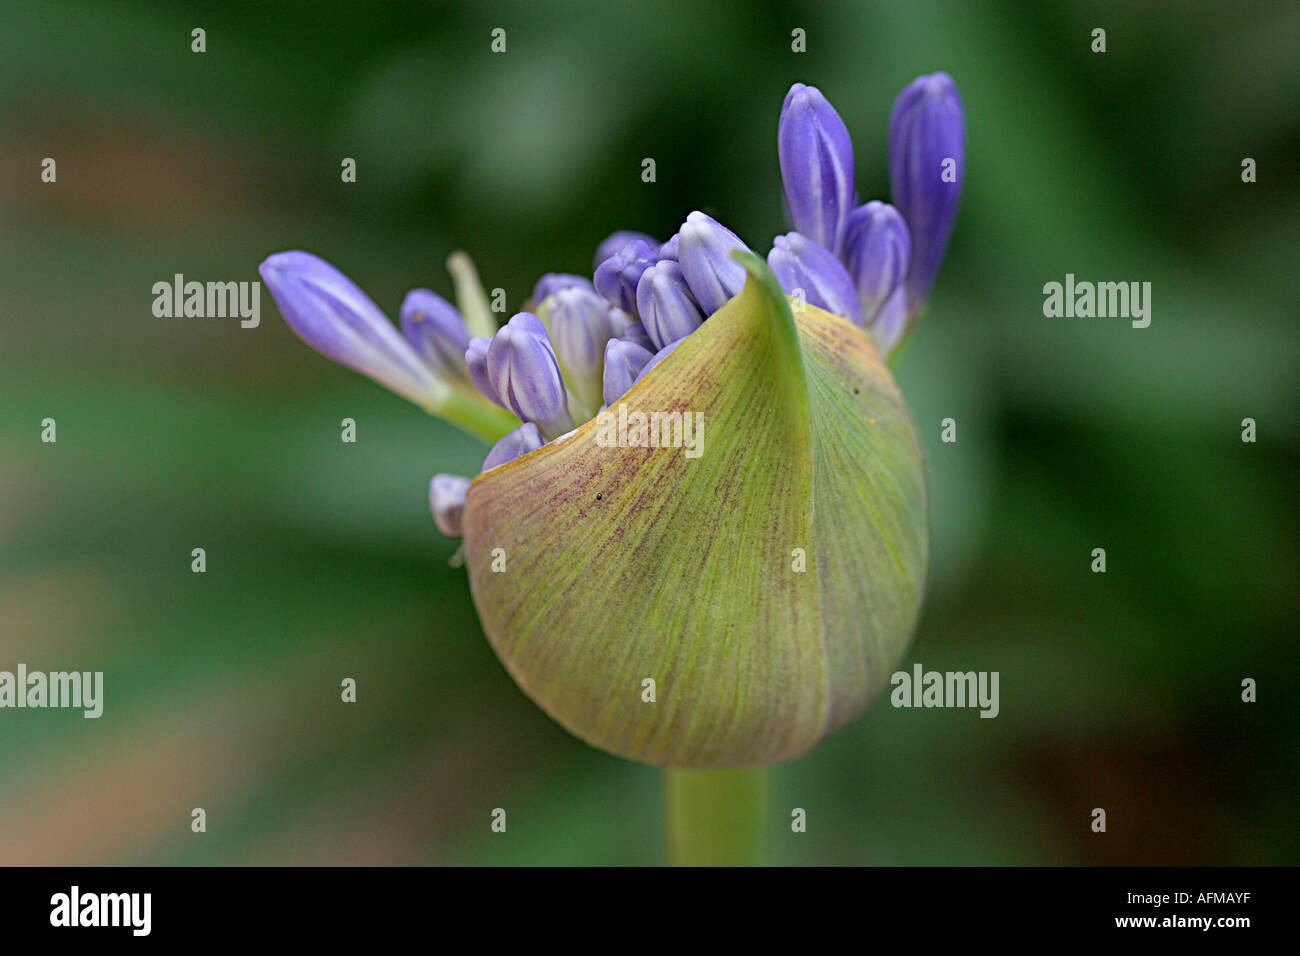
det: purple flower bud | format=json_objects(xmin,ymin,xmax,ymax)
[
  {"xmin": 767, "ymin": 232, "xmax": 865, "ymax": 328},
  {"xmin": 482, "ymin": 422, "xmax": 544, "ymax": 472},
  {"xmin": 606, "ymin": 306, "xmax": 637, "ymax": 338},
  {"xmin": 533, "ymin": 273, "xmax": 594, "ymax": 306},
  {"xmin": 843, "ymin": 201, "xmax": 911, "ymax": 325},
  {"xmin": 465, "ymin": 336, "xmax": 500, "ymax": 407},
  {"xmin": 658, "ymin": 233, "xmax": 680, "ymax": 261},
  {"xmin": 869, "ymin": 287, "xmax": 909, "ymax": 354},
  {"xmin": 617, "ymin": 320, "xmax": 654, "ymax": 352},
  {"xmin": 631, "ymin": 338, "xmax": 685, "ymax": 387},
  {"xmin": 429, "ymin": 474, "xmax": 470, "ymax": 537},
  {"xmin": 677, "ymin": 211, "xmax": 752, "ymax": 315},
  {"xmin": 602, "ymin": 338, "xmax": 655, "ymax": 406},
  {"xmin": 594, "ymin": 238, "xmax": 658, "ymax": 315},
  {"xmin": 486, "ymin": 313, "xmax": 574, "ymax": 440},
  {"xmin": 636, "ymin": 259, "xmax": 705, "ymax": 351},
  {"xmin": 778, "ymin": 83, "xmax": 856, "ymax": 257},
  {"xmin": 259, "ymin": 251, "xmax": 437, "ymax": 405},
  {"xmin": 594, "ymin": 231, "xmax": 658, "ymax": 269},
  {"xmin": 546, "ymin": 286, "xmax": 617, "ymax": 411},
  {"xmin": 400, "ymin": 288, "xmax": 470, "ymax": 380},
  {"xmin": 889, "ymin": 72, "xmax": 965, "ymax": 308}
]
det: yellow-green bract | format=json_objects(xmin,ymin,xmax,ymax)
[{"xmin": 463, "ymin": 254, "xmax": 927, "ymax": 767}]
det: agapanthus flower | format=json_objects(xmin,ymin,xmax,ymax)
[{"xmin": 260, "ymin": 74, "xmax": 964, "ymax": 768}]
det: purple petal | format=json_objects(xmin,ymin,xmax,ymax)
[
  {"xmin": 869, "ymin": 287, "xmax": 908, "ymax": 354},
  {"xmin": 677, "ymin": 211, "xmax": 752, "ymax": 315},
  {"xmin": 889, "ymin": 72, "xmax": 965, "ymax": 308},
  {"xmin": 482, "ymin": 422, "xmax": 544, "ymax": 472},
  {"xmin": 429, "ymin": 474, "xmax": 470, "ymax": 537},
  {"xmin": 486, "ymin": 313, "xmax": 574, "ymax": 440},
  {"xmin": 636, "ymin": 259, "xmax": 705, "ymax": 351},
  {"xmin": 259, "ymin": 251, "xmax": 437, "ymax": 404},
  {"xmin": 400, "ymin": 288, "xmax": 470, "ymax": 379},
  {"xmin": 533, "ymin": 272, "xmax": 594, "ymax": 307},
  {"xmin": 778, "ymin": 83, "xmax": 856, "ymax": 257},
  {"xmin": 602, "ymin": 338, "xmax": 655, "ymax": 406},
  {"xmin": 617, "ymin": 320, "xmax": 654, "ymax": 352},
  {"xmin": 594, "ymin": 231, "xmax": 658, "ymax": 269},
  {"xmin": 843, "ymin": 201, "xmax": 911, "ymax": 324},
  {"xmin": 547, "ymin": 286, "xmax": 617, "ymax": 411},
  {"xmin": 465, "ymin": 336, "xmax": 501, "ymax": 406},
  {"xmin": 768, "ymin": 232, "xmax": 865, "ymax": 328},
  {"xmin": 594, "ymin": 238, "xmax": 658, "ymax": 315}
]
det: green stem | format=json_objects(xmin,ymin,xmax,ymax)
[
  {"xmin": 426, "ymin": 388, "xmax": 519, "ymax": 445},
  {"xmin": 665, "ymin": 768, "xmax": 768, "ymax": 866}
]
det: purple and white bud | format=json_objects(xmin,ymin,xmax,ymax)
[
  {"xmin": 594, "ymin": 231, "xmax": 658, "ymax": 269},
  {"xmin": 658, "ymin": 233, "xmax": 680, "ymax": 261},
  {"xmin": 259, "ymin": 251, "xmax": 437, "ymax": 406},
  {"xmin": 486, "ymin": 313, "xmax": 574, "ymax": 440},
  {"xmin": 400, "ymin": 288, "xmax": 471, "ymax": 380},
  {"xmin": 533, "ymin": 273, "xmax": 594, "ymax": 307},
  {"xmin": 606, "ymin": 306, "xmax": 638, "ymax": 339},
  {"xmin": 636, "ymin": 259, "xmax": 706, "ymax": 351},
  {"xmin": 778, "ymin": 83, "xmax": 856, "ymax": 257},
  {"xmin": 617, "ymin": 320, "xmax": 655, "ymax": 352},
  {"xmin": 482, "ymin": 422, "xmax": 544, "ymax": 472},
  {"xmin": 594, "ymin": 238, "xmax": 658, "ymax": 315},
  {"xmin": 465, "ymin": 336, "xmax": 500, "ymax": 407},
  {"xmin": 843, "ymin": 201, "xmax": 911, "ymax": 325},
  {"xmin": 889, "ymin": 72, "xmax": 965, "ymax": 308},
  {"xmin": 546, "ymin": 286, "xmax": 617, "ymax": 412},
  {"xmin": 768, "ymin": 232, "xmax": 865, "ymax": 328},
  {"xmin": 868, "ymin": 287, "xmax": 909, "ymax": 354},
  {"xmin": 429, "ymin": 474, "xmax": 471, "ymax": 537},
  {"xmin": 602, "ymin": 338, "xmax": 655, "ymax": 406},
  {"xmin": 677, "ymin": 211, "xmax": 752, "ymax": 315}
]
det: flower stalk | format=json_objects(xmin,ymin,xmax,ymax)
[{"xmin": 666, "ymin": 768, "xmax": 768, "ymax": 866}]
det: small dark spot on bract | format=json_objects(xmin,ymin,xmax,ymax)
[
  {"xmin": 853, "ymin": 387, "xmax": 860, "ymax": 394},
  {"xmin": 595, "ymin": 493, "xmax": 603, "ymax": 500}
]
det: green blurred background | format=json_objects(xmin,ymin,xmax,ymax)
[{"xmin": 1, "ymin": 0, "xmax": 1296, "ymax": 865}]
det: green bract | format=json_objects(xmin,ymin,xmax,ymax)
[{"xmin": 463, "ymin": 255, "xmax": 927, "ymax": 767}]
